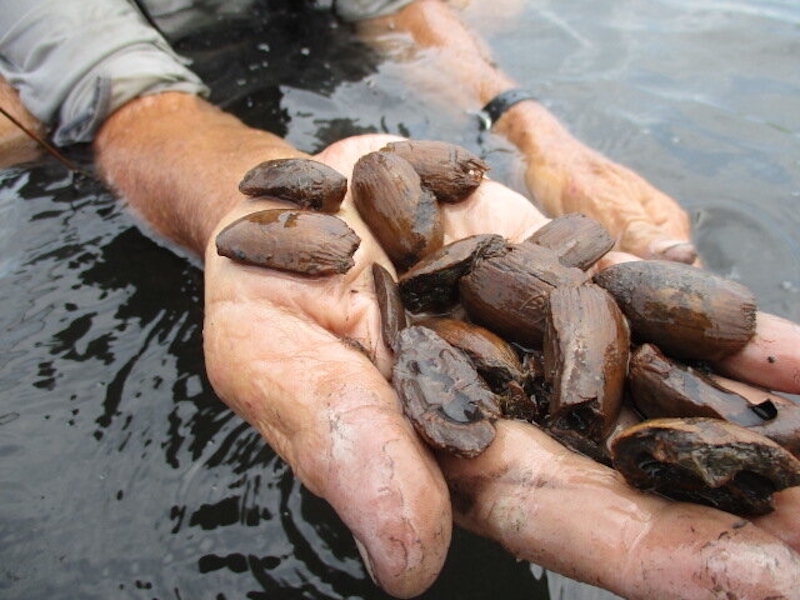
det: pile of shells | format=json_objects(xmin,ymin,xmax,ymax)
[{"xmin": 217, "ymin": 140, "xmax": 800, "ymax": 517}]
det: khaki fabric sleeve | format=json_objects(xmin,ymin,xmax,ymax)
[{"xmin": 0, "ymin": 0, "xmax": 208, "ymax": 145}]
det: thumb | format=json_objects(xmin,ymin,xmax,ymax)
[{"xmin": 204, "ymin": 300, "xmax": 451, "ymax": 598}]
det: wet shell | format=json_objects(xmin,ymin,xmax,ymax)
[
  {"xmin": 459, "ymin": 243, "xmax": 590, "ymax": 348},
  {"xmin": 398, "ymin": 233, "xmax": 508, "ymax": 314},
  {"xmin": 543, "ymin": 283, "xmax": 630, "ymax": 443},
  {"xmin": 372, "ymin": 263, "xmax": 407, "ymax": 351},
  {"xmin": 238, "ymin": 158, "xmax": 348, "ymax": 212},
  {"xmin": 525, "ymin": 213, "xmax": 614, "ymax": 270},
  {"xmin": 415, "ymin": 317, "xmax": 525, "ymax": 393},
  {"xmin": 351, "ymin": 151, "xmax": 444, "ymax": 272},
  {"xmin": 611, "ymin": 417, "xmax": 800, "ymax": 516},
  {"xmin": 705, "ymin": 374, "xmax": 800, "ymax": 460},
  {"xmin": 628, "ymin": 343, "xmax": 768, "ymax": 427},
  {"xmin": 593, "ymin": 261, "xmax": 757, "ymax": 360},
  {"xmin": 393, "ymin": 325, "xmax": 500, "ymax": 458},
  {"xmin": 381, "ymin": 140, "xmax": 489, "ymax": 203},
  {"xmin": 215, "ymin": 209, "xmax": 360, "ymax": 276}
]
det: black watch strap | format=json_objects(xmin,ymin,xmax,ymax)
[{"xmin": 478, "ymin": 88, "xmax": 537, "ymax": 130}]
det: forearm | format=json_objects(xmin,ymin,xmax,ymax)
[
  {"xmin": 93, "ymin": 92, "xmax": 307, "ymax": 255},
  {"xmin": 355, "ymin": 1, "xmax": 572, "ymax": 166}
]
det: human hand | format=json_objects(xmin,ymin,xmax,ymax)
[
  {"xmin": 202, "ymin": 133, "xmax": 800, "ymax": 598},
  {"xmin": 495, "ymin": 101, "xmax": 697, "ymax": 264}
]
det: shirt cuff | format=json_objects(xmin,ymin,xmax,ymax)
[{"xmin": 54, "ymin": 42, "xmax": 208, "ymax": 146}]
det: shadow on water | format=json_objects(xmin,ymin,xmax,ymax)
[{"xmin": 1, "ymin": 1, "xmax": 798, "ymax": 599}]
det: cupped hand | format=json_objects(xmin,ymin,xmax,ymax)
[{"xmin": 202, "ymin": 134, "xmax": 800, "ymax": 599}]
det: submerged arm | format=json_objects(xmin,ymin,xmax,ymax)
[{"xmin": 356, "ymin": 0, "xmax": 696, "ymax": 262}]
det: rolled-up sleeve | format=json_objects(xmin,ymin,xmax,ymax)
[
  {"xmin": 334, "ymin": 0, "xmax": 416, "ymax": 21},
  {"xmin": 0, "ymin": 0, "xmax": 208, "ymax": 146}
]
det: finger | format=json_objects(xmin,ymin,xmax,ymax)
[
  {"xmin": 714, "ymin": 312, "xmax": 800, "ymax": 394},
  {"xmin": 203, "ymin": 298, "xmax": 451, "ymax": 598},
  {"xmin": 440, "ymin": 420, "xmax": 800, "ymax": 600}
]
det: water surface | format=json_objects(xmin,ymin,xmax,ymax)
[{"xmin": 1, "ymin": 2, "xmax": 798, "ymax": 599}]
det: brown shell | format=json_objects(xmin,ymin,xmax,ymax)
[
  {"xmin": 393, "ymin": 325, "xmax": 499, "ymax": 458},
  {"xmin": 628, "ymin": 343, "xmax": 768, "ymax": 427},
  {"xmin": 415, "ymin": 317, "xmax": 525, "ymax": 392},
  {"xmin": 381, "ymin": 140, "xmax": 489, "ymax": 203},
  {"xmin": 525, "ymin": 213, "xmax": 614, "ymax": 270},
  {"xmin": 459, "ymin": 243, "xmax": 590, "ymax": 348},
  {"xmin": 543, "ymin": 283, "xmax": 630, "ymax": 442},
  {"xmin": 706, "ymin": 374, "xmax": 800, "ymax": 460},
  {"xmin": 215, "ymin": 209, "xmax": 360, "ymax": 276},
  {"xmin": 611, "ymin": 417, "xmax": 800, "ymax": 516},
  {"xmin": 238, "ymin": 158, "xmax": 348, "ymax": 212},
  {"xmin": 593, "ymin": 261, "xmax": 757, "ymax": 360},
  {"xmin": 371, "ymin": 263, "xmax": 407, "ymax": 351},
  {"xmin": 351, "ymin": 151, "xmax": 444, "ymax": 272},
  {"xmin": 398, "ymin": 233, "xmax": 508, "ymax": 314}
]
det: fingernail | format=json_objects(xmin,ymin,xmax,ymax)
[
  {"xmin": 354, "ymin": 536, "xmax": 378, "ymax": 586},
  {"xmin": 651, "ymin": 240, "xmax": 698, "ymax": 264}
]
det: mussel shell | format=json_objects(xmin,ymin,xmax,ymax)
[
  {"xmin": 594, "ymin": 261, "xmax": 757, "ymax": 360},
  {"xmin": 628, "ymin": 343, "xmax": 767, "ymax": 427},
  {"xmin": 238, "ymin": 158, "xmax": 348, "ymax": 213},
  {"xmin": 398, "ymin": 233, "xmax": 508, "ymax": 314},
  {"xmin": 371, "ymin": 263, "xmax": 407, "ymax": 351},
  {"xmin": 525, "ymin": 213, "xmax": 614, "ymax": 270},
  {"xmin": 415, "ymin": 317, "xmax": 525, "ymax": 392},
  {"xmin": 215, "ymin": 209, "xmax": 360, "ymax": 276},
  {"xmin": 381, "ymin": 140, "xmax": 489, "ymax": 203},
  {"xmin": 459, "ymin": 243, "xmax": 590, "ymax": 348},
  {"xmin": 544, "ymin": 283, "xmax": 630, "ymax": 443},
  {"xmin": 393, "ymin": 325, "xmax": 499, "ymax": 458},
  {"xmin": 611, "ymin": 417, "xmax": 800, "ymax": 516},
  {"xmin": 351, "ymin": 151, "xmax": 443, "ymax": 272}
]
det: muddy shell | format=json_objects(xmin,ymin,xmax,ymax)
[
  {"xmin": 415, "ymin": 317, "xmax": 525, "ymax": 393},
  {"xmin": 398, "ymin": 234, "xmax": 508, "ymax": 314},
  {"xmin": 381, "ymin": 140, "xmax": 489, "ymax": 203},
  {"xmin": 593, "ymin": 261, "xmax": 757, "ymax": 360},
  {"xmin": 393, "ymin": 325, "xmax": 500, "ymax": 458},
  {"xmin": 611, "ymin": 417, "xmax": 800, "ymax": 516},
  {"xmin": 543, "ymin": 284, "xmax": 630, "ymax": 443},
  {"xmin": 628, "ymin": 343, "xmax": 769, "ymax": 427},
  {"xmin": 351, "ymin": 151, "xmax": 444, "ymax": 272},
  {"xmin": 459, "ymin": 243, "xmax": 590, "ymax": 348},
  {"xmin": 238, "ymin": 158, "xmax": 348, "ymax": 213},
  {"xmin": 372, "ymin": 263, "xmax": 407, "ymax": 351},
  {"xmin": 215, "ymin": 209, "xmax": 360, "ymax": 276},
  {"xmin": 706, "ymin": 374, "xmax": 800, "ymax": 460},
  {"xmin": 525, "ymin": 213, "xmax": 614, "ymax": 270}
]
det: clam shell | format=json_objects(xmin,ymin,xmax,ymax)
[
  {"xmin": 371, "ymin": 263, "xmax": 407, "ymax": 351},
  {"xmin": 398, "ymin": 233, "xmax": 507, "ymax": 314},
  {"xmin": 381, "ymin": 140, "xmax": 488, "ymax": 203},
  {"xmin": 351, "ymin": 151, "xmax": 443, "ymax": 272},
  {"xmin": 611, "ymin": 417, "xmax": 800, "ymax": 516},
  {"xmin": 593, "ymin": 261, "xmax": 757, "ymax": 360},
  {"xmin": 215, "ymin": 209, "xmax": 360, "ymax": 276},
  {"xmin": 543, "ymin": 283, "xmax": 630, "ymax": 443},
  {"xmin": 525, "ymin": 213, "xmax": 614, "ymax": 270},
  {"xmin": 393, "ymin": 325, "xmax": 499, "ymax": 458},
  {"xmin": 238, "ymin": 158, "xmax": 347, "ymax": 213},
  {"xmin": 459, "ymin": 243, "xmax": 590, "ymax": 348}
]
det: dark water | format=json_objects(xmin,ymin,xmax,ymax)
[{"xmin": 1, "ymin": 2, "xmax": 798, "ymax": 599}]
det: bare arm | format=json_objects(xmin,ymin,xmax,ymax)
[{"xmin": 93, "ymin": 92, "xmax": 307, "ymax": 253}]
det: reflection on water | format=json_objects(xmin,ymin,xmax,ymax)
[{"xmin": 1, "ymin": 1, "xmax": 798, "ymax": 599}]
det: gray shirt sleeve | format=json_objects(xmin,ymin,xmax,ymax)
[
  {"xmin": 0, "ymin": 0, "xmax": 208, "ymax": 146},
  {"xmin": 334, "ymin": 0, "xmax": 416, "ymax": 21}
]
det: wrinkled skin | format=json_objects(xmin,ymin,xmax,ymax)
[{"xmin": 204, "ymin": 134, "xmax": 800, "ymax": 599}]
